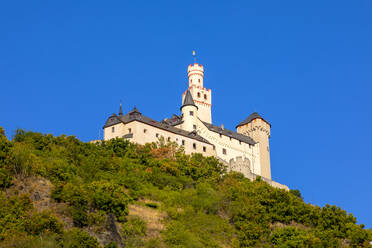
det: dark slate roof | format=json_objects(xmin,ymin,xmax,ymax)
[
  {"xmin": 202, "ymin": 121, "xmax": 256, "ymax": 145},
  {"xmin": 122, "ymin": 133, "xmax": 133, "ymax": 139},
  {"xmin": 181, "ymin": 90, "xmax": 197, "ymax": 109},
  {"xmin": 162, "ymin": 114, "xmax": 184, "ymax": 126},
  {"xmin": 103, "ymin": 107, "xmax": 211, "ymax": 145},
  {"xmin": 236, "ymin": 112, "xmax": 270, "ymax": 128}
]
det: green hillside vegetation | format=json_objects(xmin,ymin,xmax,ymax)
[{"xmin": 0, "ymin": 127, "xmax": 371, "ymax": 247}]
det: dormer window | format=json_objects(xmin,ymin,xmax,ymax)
[{"xmin": 189, "ymin": 111, "xmax": 194, "ymax": 116}]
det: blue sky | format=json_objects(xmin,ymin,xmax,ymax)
[{"xmin": 1, "ymin": 1, "xmax": 371, "ymax": 227}]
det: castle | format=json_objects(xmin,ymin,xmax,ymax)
[{"xmin": 103, "ymin": 62, "xmax": 288, "ymax": 190}]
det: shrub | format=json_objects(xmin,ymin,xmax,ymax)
[
  {"xmin": 121, "ymin": 216, "xmax": 147, "ymax": 247},
  {"xmin": 89, "ymin": 181, "xmax": 131, "ymax": 222},
  {"xmin": 0, "ymin": 168, "xmax": 12, "ymax": 188},
  {"xmin": 269, "ymin": 227, "xmax": 322, "ymax": 247},
  {"xmin": 145, "ymin": 202, "xmax": 158, "ymax": 209},
  {"xmin": 62, "ymin": 228, "xmax": 100, "ymax": 248},
  {"xmin": 24, "ymin": 211, "xmax": 63, "ymax": 235}
]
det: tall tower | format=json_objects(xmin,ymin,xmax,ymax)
[
  {"xmin": 182, "ymin": 63, "xmax": 212, "ymax": 123},
  {"xmin": 236, "ymin": 113, "xmax": 272, "ymax": 180}
]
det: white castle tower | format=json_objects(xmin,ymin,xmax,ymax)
[{"xmin": 182, "ymin": 63, "xmax": 212, "ymax": 123}]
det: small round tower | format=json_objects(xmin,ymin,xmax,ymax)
[
  {"xmin": 180, "ymin": 90, "xmax": 198, "ymax": 132},
  {"xmin": 236, "ymin": 113, "xmax": 271, "ymax": 180}
]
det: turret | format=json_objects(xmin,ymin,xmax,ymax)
[
  {"xmin": 184, "ymin": 63, "xmax": 212, "ymax": 123},
  {"xmin": 119, "ymin": 100, "xmax": 123, "ymax": 116},
  {"xmin": 180, "ymin": 90, "xmax": 198, "ymax": 132},
  {"xmin": 236, "ymin": 112, "xmax": 271, "ymax": 179},
  {"xmin": 188, "ymin": 63, "xmax": 204, "ymax": 87}
]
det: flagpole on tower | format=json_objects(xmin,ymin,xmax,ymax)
[{"xmin": 193, "ymin": 50, "xmax": 196, "ymax": 63}]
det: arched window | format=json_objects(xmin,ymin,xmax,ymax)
[
  {"xmin": 197, "ymin": 92, "xmax": 201, "ymax": 98},
  {"xmin": 204, "ymin": 94, "xmax": 207, "ymax": 100}
]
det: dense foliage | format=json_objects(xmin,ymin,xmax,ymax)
[{"xmin": 0, "ymin": 127, "xmax": 370, "ymax": 247}]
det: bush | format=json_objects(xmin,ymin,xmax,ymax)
[
  {"xmin": 24, "ymin": 211, "xmax": 63, "ymax": 235},
  {"xmin": 89, "ymin": 181, "xmax": 131, "ymax": 222},
  {"xmin": 270, "ymin": 227, "xmax": 322, "ymax": 247},
  {"xmin": 62, "ymin": 228, "xmax": 100, "ymax": 248},
  {"xmin": 0, "ymin": 168, "xmax": 12, "ymax": 188},
  {"xmin": 121, "ymin": 216, "xmax": 147, "ymax": 247}
]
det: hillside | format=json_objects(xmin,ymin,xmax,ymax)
[{"xmin": 0, "ymin": 127, "xmax": 371, "ymax": 248}]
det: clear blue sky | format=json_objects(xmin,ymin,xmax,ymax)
[{"xmin": 1, "ymin": 1, "xmax": 371, "ymax": 227}]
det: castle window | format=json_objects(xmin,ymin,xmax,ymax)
[
  {"xmin": 229, "ymin": 137, "xmax": 232, "ymax": 141},
  {"xmin": 189, "ymin": 111, "xmax": 194, "ymax": 116},
  {"xmin": 112, "ymin": 127, "xmax": 115, "ymax": 133},
  {"xmin": 182, "ymin": 140, "xmax": 185, "ymax": 146},
  {"xmin": 198, "ymin": 79, "xmax": 200, "ymax": 83},
  {"xmin": 222, "ymin": 148, "xmax": 227, "ymax": 155},
  {"xmin": 204, "ymin": 94, "xmax": 207, "ymax": 100},
  {"xmin": 213, "ymin": 145, "xmax": 215, "ymax": 150},
  {"xmin": 128, "ymin": 128, "xmax": 132, "ymax": 133},
  {"xmin": 239, "ymin": 141, "xmax": 241, "ymax": 145},
  {"xmin": 193, "ymin": 125, "xmax": 196, "ymax": 130},
  {"xmin": 144, "ymin": 129, "xmax": 147, "ymax": 133},
  {"xmin": 190, "ymin": 79, "xmax": 192, "ymax": 83},
  {"xmin": 156, "ymin": 133, "xmax": 159, "ymax": 138},
  {"xmin": 193, "ymin": 143, "xmax": 196, "ymax": 149},
  {"xmin": 203, "ymin": 146, "xmax": 206, "ymax": 152},
  {"xmin": 167, "ymin": 137, "xmax": 171, "ymax": 142},
  {"xmin": 219, "ymin": 134, "xmax": 222, "ymax": 138},
  {"xmin": 197, "ymin": 92, "xmax": 201, "ymax": 98}
]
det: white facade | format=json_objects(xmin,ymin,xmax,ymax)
[{"xmin": 102, "ymin": 62, "xmax": 288, "ymax": 190}]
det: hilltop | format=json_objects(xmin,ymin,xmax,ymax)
[{"xmin": 0, "ymin": 127, "xmax": 371, "ymax": 247}]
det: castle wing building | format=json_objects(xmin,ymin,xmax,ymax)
[{"xmin": 102, "ymin": 61, "xmax": 287, "ymax": 190}]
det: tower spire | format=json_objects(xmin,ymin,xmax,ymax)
[{"xmin": 119, "ymin": 100, "xmax": 123, "ymax": 116}]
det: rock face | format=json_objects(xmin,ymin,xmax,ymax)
[{"xmin": 6, "ymin": 176, "xmax": 74, "ymax": 229}]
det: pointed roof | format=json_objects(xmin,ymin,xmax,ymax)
[
  {"xmin": 181, "ymin": 90, "xmax": 198, "ymax": 110},
  {"xmin": 119, "ymin": 101, "xmax": 123, "ymax": 116},
  {"xmin": 236, "ymin": 112, "xmax": 270, "ymax": 128}
]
